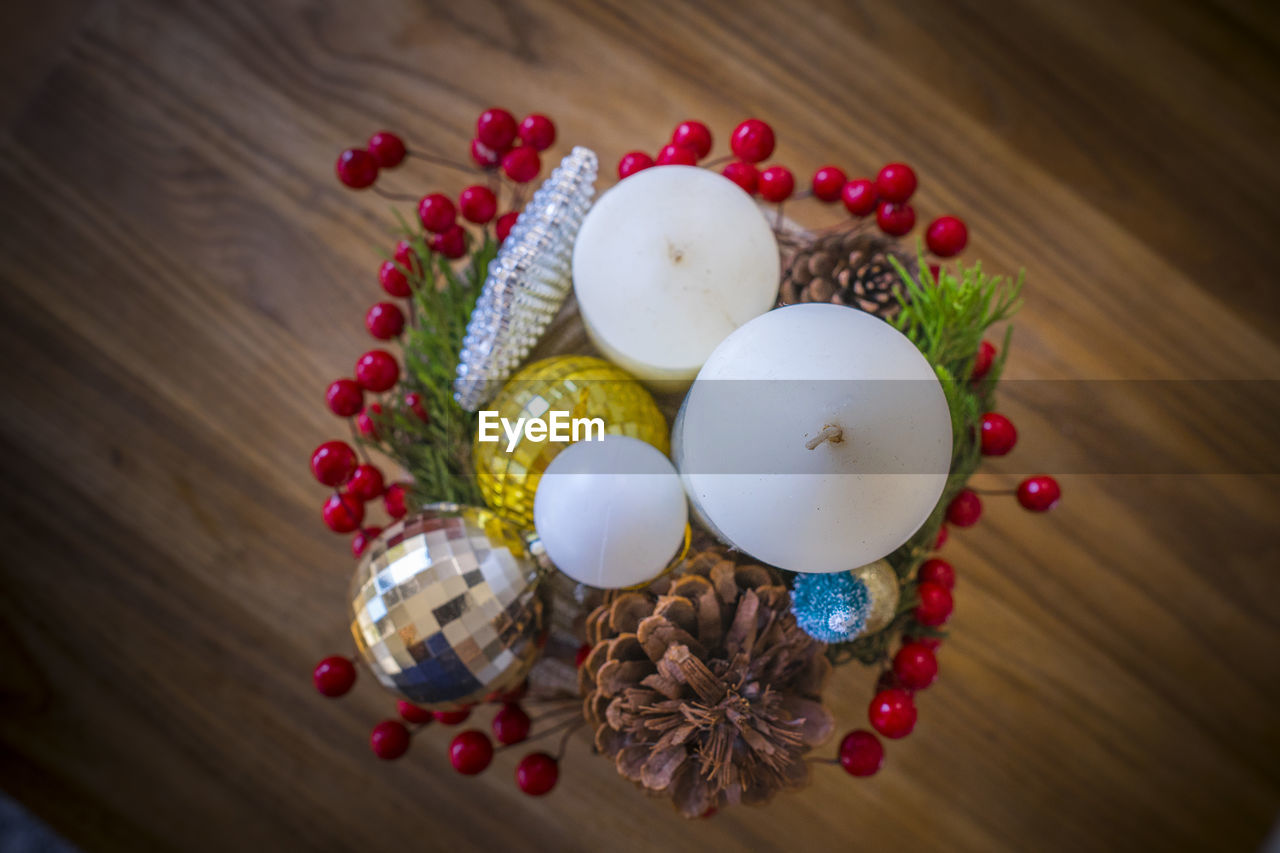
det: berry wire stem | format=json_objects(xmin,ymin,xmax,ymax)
[
  {"xmin": 968, "ymin": 487, "xmax": 1016, "ymax": 496},
  {"xmin": 497, "ymin": 714, "xmax": 582, "ymax": 752},
  {"xmin": 347, "ymin": 419, "xmax": 371, "ymax": 464},
  {"xmin": 373, "ymin": 186, "xmax": 419, "ymax": 203},
  {"xmin": 528, "ymin": 702, "xmax": 585, "ymax": 724},
  {"xmin": 703, "ymin": 155, "xmax": 732, "ymax": 168},
  {"xmin": 406, "ymin": 149, "xmax": 483, "ymax": 175},
  {"xmin": 553, "ymin": 717, "xmax": 586, "ymax": 761}
]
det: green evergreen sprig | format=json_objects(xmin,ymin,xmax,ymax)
[
  {"xmin": 360, "ymin": 215, "xmax": 494, "ymax": 508},
  {"xmin": 826, "ymin": 254, "xmax": 1024, "ymax": 666}
]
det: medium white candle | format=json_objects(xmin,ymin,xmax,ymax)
[
  {"xmin": 672, "ymin": 303, "xmax": 951, "ymax": 573},
  {"xmin": 571, "ymin": 165, "xmax": 779, "ymax": 384}
]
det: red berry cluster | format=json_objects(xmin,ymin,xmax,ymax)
[
  {"xmin": 838, "ymin": 536, "xmax": 956, "ymax": 776},
  {"xmin": 615, "ymin": 118, "xmax": 970, "ymax": 256},
  {"xmin": 312, "ymin": 662, "xmax": 563, "ymax": 796},
  {"xmin": 335, "ymin": 131, "xmax": 408, "ymax": 189}
]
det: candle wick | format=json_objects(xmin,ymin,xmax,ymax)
[{"xmin": 805, "ymin": 424, "xmax": 844, "ymax": 450}]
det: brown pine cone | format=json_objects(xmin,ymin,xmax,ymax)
[
  {"xmin": 579, "ymin": 545, "xmax": 833, "ymax": 818},
  {"xmin": 778, "ymin": 224, "xmax": 918, "ymax": 320}
]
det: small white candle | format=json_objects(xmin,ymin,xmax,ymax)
[
  {"xmin": 672, "ymin": 303, "xmax": 951, "ymax": 573},
  {"xmin": 572, "ymin": 165, "xmax": 779, "ymax": 384},
  {"xmin": 534, "ymin": 435, "xmax": 688, "ymax": 589}
]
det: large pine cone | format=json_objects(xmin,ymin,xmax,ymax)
[
  {"xmin": 778, "ymin": 225, "xmax": 918, "ymax": 320},
  {"xmin": 579, "ymin": 545, "xmax": 833, "ymax": 818}
]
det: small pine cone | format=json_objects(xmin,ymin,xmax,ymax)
[
  {"xmin": 778, "ymin": 224, "xmax": 918, "ymax": 320},
  {"xmin": 580, "ymin": 545, "xmax": 833, "ymax": 818}
]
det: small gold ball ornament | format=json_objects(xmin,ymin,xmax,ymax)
[
  {"xmin": 474, "ymin": 355, "xmax": 669, "ymax": 528},
  {"xmin": 349, "ymin": 504, "xmax": 547, "ymax": 709},
  {"xmin": 851, "ymin": 558, "xmax": 900, "ymax": 634}
]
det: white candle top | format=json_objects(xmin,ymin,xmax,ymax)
[
  {"xmin": 673, "ymin": 303, "xmax": 952, "ymax": 573},
  {"xmin": 572, "ymin": 166, "xmax": 780, "ymax": 383}
]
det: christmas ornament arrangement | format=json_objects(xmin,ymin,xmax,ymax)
[{"xmin": 308, "ymin": 108, "xmax": 1063, "ymax": 813}]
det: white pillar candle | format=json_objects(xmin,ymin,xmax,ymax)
[
  {"xmin": 672, "ymin": 303, "xmax": 951, "ymax": 573},
  {"xmin": 533, "ymin": 435, "xmax": 688, "ymax": 589},
  {"xmin": 571, "ymin": 165, "xmax": 780, "ymax": 384}
]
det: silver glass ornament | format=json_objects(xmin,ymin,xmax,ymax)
[
  {"xmin": 453, "ymin": 146, "xmax": 598, "ymax": 410},
  {"xmin": 349, "ymin": 504, "xmax": 548, "ymax": 708}
]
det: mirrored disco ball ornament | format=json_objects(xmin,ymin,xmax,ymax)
[
  {"xmin": 454, "ymin": 146, "xmax": 599, "ymax": 411},
  {"xmin": 349, "ymin": 504, "xmax": 548, "ymax": 708}
]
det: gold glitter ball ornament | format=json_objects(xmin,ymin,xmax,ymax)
[
  {"xmin": 474, "ymin": 355, "xmax": 669, "ymax": 529},
  {"xmin": 851, "ymin": 558, "xmax": 900, "ymax": 635},
  {"xmin": 349, "ymin": 504, "xmax": 547, "ymax": 709}
]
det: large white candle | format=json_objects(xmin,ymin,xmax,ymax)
[
  {"xmin": 571, "ymin": 165, "xmax": 779, "ymax": 384},
  {"xmin": 672, "ymin": 303, "xmax": 951, "ymax": 573}
]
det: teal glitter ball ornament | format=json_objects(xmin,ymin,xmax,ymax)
[{"xmin": 791, "ymin": 572, "xmax": 872, "ymax": 643}]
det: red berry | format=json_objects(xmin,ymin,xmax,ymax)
[
  {"xmin": 370, "ymin": 720, "xmax": 411, "ymax": 760},
  {"xmin": 365, "ymin": 302, "xmax": 405, "ymax": 340},
  {"xmin": 842, "ymin": 178, "xmax": 878, "ymax": 216},
  {"xmin": 356, "ymin": 403, "xmax": 382, "ymax": 440},
  {"xmin": 671, "ymin": 120, "xmax": 712, "ymax": 159},
  {"xmin": 914, "ymin": 580, "xmax": 954, "ymax": 627},
  {"xmin": 518, "ymin": 114, "xmax": 556, "ymax": 151},
  {"xmin": 928, "ymin": 263, "xmax": 942, "ymax": 283},
  {"xmin": 352, "ymin": 525, "xmax": 382, "ymax": 558},
  {"xmin": 378, "ymin": 260, "xmax": 411, "ymax": 298},
  {"xmin": 758, "ymin": 166, "xmax": 795, "ymax": 203},
  {"xmin": 354, "ymin": 350, "xmax": 399, "ymax": 392},
  {"xmin": 325, "ymin": 379, "xmax": 363, "ymax": 418},
  {"xmin": 312, "ymin": 656, "xmax": 356, "ymax": 697},
  {"xmin": 875, "ymin": 162, "xmax": 917, "ymax": 203},
  {"xmin": 972, "ymin": 340, "xmax": 997, "ymax": 381},
  {"xmin": 310, "ymin": 440, "xmax": 356, "ymax": 487},
  {"xmin": 449, "ymin": 730, "xmax": 494, "ymax": 775},
  {"xmin": 811, "ymin": 166, "xmax": 847, "ymax": 202},
  {"xmin": 495, "ymin": 211, "xmax": 519, "ymax": 243},
  {"xmin": 405, "ymin": 391, "xmax": 429, "ymax": 423},
  {"xmin": 322, "ymin": 492, "xmax": 364, "ymax": 533},
  {"xmin": 515, "ymin": 752, "xmax": 559, "ymax": 796},
  {"xmin": 655, "ymin": 144, "xmax": 697, "ymax": 166},
  {"xmin": 893, "ymin": 642, "xmax": 939, "ymax": 689},
  {"xmin": 876, "ymin": 201, "xmax": 916, "ymax": 236},
  {"xmin": 417, "ymin": 193, "xmax": 456, "ymax": 233},
  {"xmin": 393, "ymin": 240, "xmax": 421, "ymax": 277},
  {"xmin": 934, "ymin": 524, "xmax": 949, "ymax": 550},
  {"xmin": 574, "ymin": 643, "xmax": 592, "ymax": 668},
  {"xmin": 980, "ymin": 412, "xmax": 1018, "ymax": 456},
  {"xmin": 721, "ymin": 160, "xmax": 759, "ymax": 194},
  {"xmin": 838, "ymin": 730, "xmax": 884, "ymax": 777},
  {"xmin": 348, "ymin": 464, "xmax": 385, "ymax": 501},
  {"xmin": 502, "ymin": 147, "xmax": 541, "ymax": 183},
  {"xmin": 868, "ymin": 688, "xmax": 917, "ymax": 739},
  {"xmin": 918, "ymin": 558, "xmax": 955, "ymax": 590},
  {"xmin": 1017, "ymin": 475, "xmax": 1061, "ymax": 512},
  {"xmin": 434, "ymin": 707, "xmax": 471, "ymax": 725},
  {"xmin": 470, "ymin": 138, "xmax": 502, "ymax": 168},
  {"xmin": 729, "ymin": 118, "xmax": 775, "ymax": 163},
  {"xmin": 397, "ymin": 700, "xmax": 433, "ymax": 725},
  {"xmin": 946, "ymin": 489, "xmax": 982, "ymax": 527},
  {"xmin": 476, "ymin": 108, "xmax": 517, "ymax": 150},
  {"xmin": 384, "ymin": 483, "xmax": 409, "ymax": 519},
  {"xmin": 492, "ymin": 702, "xmax": 531, "ymax": 745},
  {"xmin": 335, "ymin": 148, "xmax": 377, "ymax": 189},
  {"xmin": 926, "ymin": 215, "xmax": 968, "ymax": 257},
  {"xmin": 430, "ymin": 224, "xmax": 468, "ymax": 260},
  {"xmin": 617, "ymin": 151, "xmax": 654, "ymax": 180},
  {"xmin": 458, "ymin": 185, "xmax": 497, "ymax": 224},
  {"xmin": 367, "ymin": 131, "xmax": 406, "ymax": 168}
]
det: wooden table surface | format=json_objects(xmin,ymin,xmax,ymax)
[{"xmin": 2, "ymin": 1, "xmax": 1278, "ymax": 850}]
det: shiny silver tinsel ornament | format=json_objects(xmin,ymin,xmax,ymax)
[
  {"xmin": 453, "ymin": 146, "xmax": 598, "ymax": 410},
  {"xmin": 349, "ymin": 504, "xmax": 547, "ymax": 708}
]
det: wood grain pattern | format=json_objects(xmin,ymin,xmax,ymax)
[{"xmin": 1, "ymin": 1, "xmax": 1277, "ymax": 850}]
